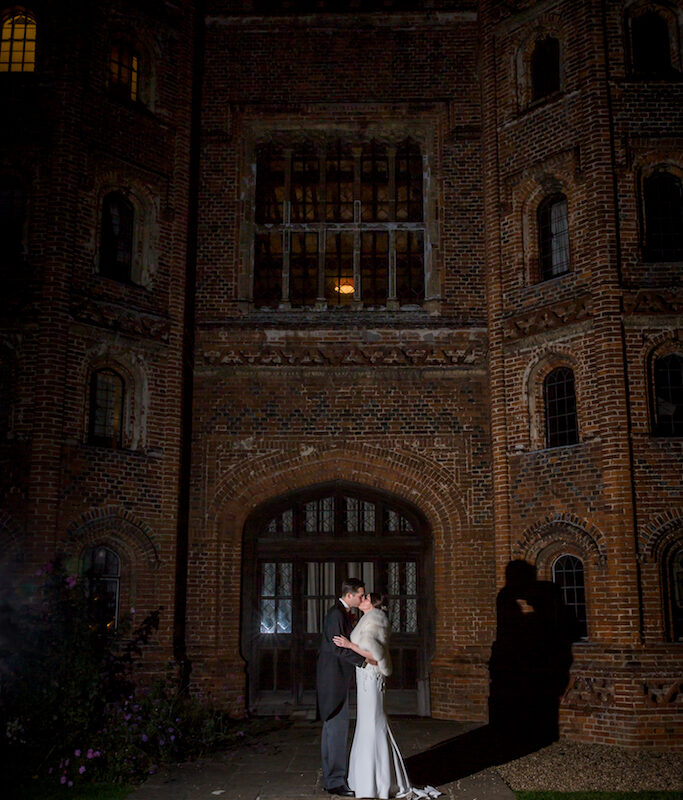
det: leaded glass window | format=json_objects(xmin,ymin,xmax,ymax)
[
  {"xmin": 531, "ymin": 36, "xmax": 560, "ymax": 101},
  {"xmin": 668, "ymin": 549, "xmax": 683, "ymax": 642},
  {"xmin": 387, "ymin": 561, "xmax": 417, "ymax": 633},
  {"xmin": 632, "ymin": 12, "xmax": 673, "ymax": 76},
  {"xmin": 0, "ymin": 9, "xmax": 36, "ymax": 73},
  {"xmin": 538, "ymin": 193, "xmax": 570, "ymax": 280},
  {"xmin": 253, "ymin": 138, "xmax": 425, "ymax": 309},
  {"xmin": 109, "ymin": 42, "xmax": 139, "ymax": 102},
  {"xmin": 88, "ymin": 368, "xmax": 124, "ymax": 447},
  {"xmin": 544, "ymin": 366, "xmax": 578, "ymax": 448},
  {"xmin": 552, "ymin": 554, "xmax": 587, "ymax": 639},
  {"xmin": 99, "ymin": 192, "xmax": 134, "ymax": 282},
  {"xmin": 87, "ymin": 545, "xmax": 121, "ymax": 631},
  {"xmin": 644, "ymin": 172, "xmax": 683, "ymax": 262},
  {"xmin": 653, "ymin": 353, "xmax": 683, "ymax": 436},
  {"xmin": 259, "ymin": 562, "xmax": 292, "ymax": 634}
]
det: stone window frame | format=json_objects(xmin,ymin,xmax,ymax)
[
  {"xmin": 646, "ymin": 340, "xmax": 683, "ymax": 437},
  {"xmin": 624, "ymin": 1, "xmax": 683, "ymax": 78},
  {"xmin": 0, "ymin": 5, "xmax": 37, "ymax": 74},
  {"xmin": 93, "ymin": 180, "xmax": 159, "ymax": 287},
  {"xmin": 638, "ymin": 163, "xmax": 683, "ymax": 263},
  {"xmin": 83, "ymin": 355, "xmax": 147, "ymax": 452},
  {"xmin": 515, "ymin": 26, "xmax": 565, "ymax": 112},
  {"xmin": 521, "ymin": 177, "xmax": 575, "ymax": 286},
  {"xmin": 239, "ymin": 123, "xmax": 440, "ymax": 314},
  {"xmin": 525, "ymin": 351, "xmax": 583, "ymax": 451}
]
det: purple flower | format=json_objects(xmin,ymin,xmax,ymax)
[
  {"xmin": 60, "ymin": 777, "xmax": 66, "ymax": 785},
  {"xmin": 66, "ymin": 575, "xmax": 78, "ymax": 588},
  {"xmin": 86, "ymin": 749, "xmax": 94, "ymax": 759},
  {"xmin": 79, "ymin": 766, "xmax": 86, "ymax": 774},
  {"xmin": 141, "ymin": 734, "xmax": 148, "ymax": 743},
  {"xmin": 68, "ymin": 781, "xmax": 73, "ymax": 787},
  {"xmin": 74, "ymin": 749, "xmax": 81, "ymax": 757},
  {"xmin": 94, "ymin": 751, "xmax": 101, "ymax": 758},
  {"xmin": 65, "ymin": 759, "xmax": 69, "ymax": 767},
  {"xmin": 170, "ymin": 735, "xmax": 175, "ymax": 742}
]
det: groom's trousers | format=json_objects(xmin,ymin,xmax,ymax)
[{"xmin": 321, "ymin": 694, "xmax": 349, "ymax": 790}]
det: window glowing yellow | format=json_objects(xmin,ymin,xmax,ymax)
[
  {"xmin": 0, "ymin": 10, "xmax": 37, "ymax": 73},
  {"xmin": 109, "ymin": 43, "xmax": 139, "ymax": 102}
]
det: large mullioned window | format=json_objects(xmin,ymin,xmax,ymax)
[
  {"xmin": 253, "ymin": 138, "xmax": 425, "ymax": 309},
  {"xmin": 0, "ymin": 8, "xmax": 36, "ymax": 72}
]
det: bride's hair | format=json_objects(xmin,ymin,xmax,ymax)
[{"xmin": 368, "ymin": 592, "xmax": 388, "ymax": 613}]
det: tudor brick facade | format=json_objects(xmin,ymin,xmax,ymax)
[{"xmin": 1, "ymin": 0, "xmax": 681, "ymax": 749}]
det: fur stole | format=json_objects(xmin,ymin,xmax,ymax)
[{"xmin": 350, "ymin": 608, "xmax": 392, "ymax": 676}]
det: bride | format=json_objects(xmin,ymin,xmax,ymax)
[{"xmin": 333, "ymin": 593, "xmax": 440, "ymax": 800}]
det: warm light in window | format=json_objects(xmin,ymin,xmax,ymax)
[
  {"xmin": 334, "ymin": 281, "xmax": 354, "ymax": 294},
  {"xmin": 0, "ymin": 11, "xmax": 37, "ymax": 73}
]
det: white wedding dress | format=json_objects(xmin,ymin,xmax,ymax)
[{"xmin": 348, "ymin": 663, "xmax": 440, "ymax": 800}]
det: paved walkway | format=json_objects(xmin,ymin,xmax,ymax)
[{"xmin": 130, "ymin": 718, "xmax": 515, "ymax": 800}]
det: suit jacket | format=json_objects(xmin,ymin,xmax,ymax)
[{"xmin": 316, "ymin": 600, "xmax": 365, "ymax": 721}]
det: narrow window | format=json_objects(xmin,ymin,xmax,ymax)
[
  {"xmin": 87, "ymin": 545, "xmax": 121, "ymax": 631},
  {"xmin": 0, "ymin": 360, "xmax": 10, "ymax": 438},
  {"xmin": 259, "ymin": 562, "xmax": 293, "ymax": 634},
  {"xmin": 88, "ymin": 368, "xmax": 124, "ymax": 448},
  {"xmin": 538, "ymin": 193, "xmax": 570, "ymax": 280},
  {"xmin": 632, "ymin": 12, "xmax": 673, "ymax": 76},
  {"xmin": 544, "ymin": 366, "xmax": 578, "ymax": 448},
  {"xmin": 0, "ymin": 9, "xmax": 36, "ymax": 73},
  {"xmin": 99, "ymin": 192, "xmax": 134, "ymax": 282},
  {"xmin": 552, "ymin": 554, "xmax": 588, "ymax": 639},
  {"xmin": 666, "ymin": 548, "xmax": 683, "ymax": 641},
  {"xmin": 252, "ymin": 138, "xmax": 425, "ymax": 309},
  {"xmin": 653, "ymin": 353, "xmax": 683, "ymax": 436},
  {"xmin": 644, "ymin": 172, "xmax": 683, "ymax": 262},
  {"xmin": 531, "ymin": 36, "xmax": 560, "ymax": 101},
  {"xmin": 109, "ymin": 42, "xmax": 139, "ymax": 102},
  {"xmin": 0, "ymin": 176, "xmax": 26, "ymax": 267}
]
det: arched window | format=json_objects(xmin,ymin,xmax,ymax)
[
  {"xmin": 99, "ymin": 192, "xmax": 134, "ymax": 282},
  {"xmin": 88, "ymin": 368, "xmax": 124, "ymax": 448},
  {"xmin": 0, "ymin": 175, "xmax": 26, "ymax": 268},
  {"xmin": 109, "ymin": 42, "xmax": 139, "ymax": 102},
  {"xmin": 552, "ymin": 553, "xmax": 588, "ymax": 639},
  {"xmin": 665, "ymin": 547, "xmax": 683, "ymax": 641},
  {"xmin": 0, "ymin": 8, "xmax": 36, "ymax": 72},
  {"xmin": 643, "ymin": 172, "xmax": 683, "ymax": 262},
  {"xmin": 86, "ymin": 545, "xmax": 121, "ymax": 631},
  {"xmin": 538, "ymin": 193, "xmax": 570, "ymax": 280},
  {"xmin": 632, "ymin": 11, "xmax": 673, "ymax": 76},
  {"xmin": 531, "ymin": 36, "xmax": 560, "ymax": 101},
  {"xmin": 544, "ymin": 366, "xmax": 578, "ymax": 448},
  {"xmin": 652, "ymin": 353, "xmax": 683, "ymax": 436}
]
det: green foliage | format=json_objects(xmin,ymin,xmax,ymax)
[{"xmin": 0, "ymin": 558, "xmax": 262, "ymax": 792}]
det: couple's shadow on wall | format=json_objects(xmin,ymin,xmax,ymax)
[{"xmin": 405, "ymin": 560, "xmax": 581, "ymax": 786}]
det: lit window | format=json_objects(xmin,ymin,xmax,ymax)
[
  {"xmin": 544, "ymin": 366, "xmax": 578, "ymax": 448},
  {"xmin": 109, "ymin": 42, "xmax": 138, "ymax": 102},
  {"xmin": 632, "ymin": 12, "xmax": 673, "ymax": 76},
  {"xmin": 0, "ymin": 9, "xmax": 36, "ymax": 73},
  {"xmin": 87, "ymin": 546, "xmax": 121, "ymax": 631},
  {"xmin": 99, "ymin": 192, "xmax": 134, "ymax": 282},
  {"xmin": 652, "ymin": 353, "xmax": 683, "ymax": 437},
  {"xmin": 643, "ymin": 172, "xmax": 683, "ymax": 262},
  {"xmin": 531, "ymin": 36, "xmax": 560, "ymax": 101},
  {"xmin": 253, "ymin": 139, "xmax": 424, "ymax": 309},
  {"xmin": 538, "ymin": 193, "xmax": 570, "ymax": 280},
  {"xmin": 88, "ymin": 368, "xmax": 124, "ymax": 448},
  {"xmin": 552, "ymin": 554, "xmax": 587, "ymax": 639},
  {"xmin": 0, "ymin": 175, "xmax": 26, "ymax": 267}
]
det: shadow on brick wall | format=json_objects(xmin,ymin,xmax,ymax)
[{"xmin": 405, "ymin": 559, "xmax": 580, "ymax": 784}]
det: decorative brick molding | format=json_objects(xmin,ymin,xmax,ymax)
[
  {"xmin": 514, "ymin": 512, "xmax": 607, "ymax": 567},
  {"xmin": 71, "ymin": 296, "xmax": 171, "ymax": 343},
  {"xmin": 64, "ymin": 506, "xmax": 160, "ymax": 568},
  {"xmin": 199, "ymin": 343, "xmax": 486, "ymax": 369},
  {"xmin": 639, "ymin": 510, "xmax": 683, "ymax": 562},
  {"xmin": 562, "ymin": 675, "xmax": 615, "ymax": 709},
  {"xmin": 503, "ymin": 295, "xmax": 592, "ymax": 341},
  {"xmin": 642, "ymin": 678, "xmax": 683, "ymax": 707},
  {"xmin": 624, "ymin": 290, "xmax": 683, "ymax": 316}
]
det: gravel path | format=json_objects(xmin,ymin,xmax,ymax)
[{"xmin": 495, "ymin": 740, "xmax": 683, "ymax": 792}]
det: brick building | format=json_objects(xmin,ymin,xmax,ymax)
[{"xmin": 1, "ymin": 0, "xmax": 681, "ymax": 749}]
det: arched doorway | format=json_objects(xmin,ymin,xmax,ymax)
[{"xmin": 241, "ymin": 481, "xmax": 433, "ymax": 716}]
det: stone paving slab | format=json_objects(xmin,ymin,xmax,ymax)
[{"xmin": 129, "ymin": 719, "xmax": 515, "ymax": 800}]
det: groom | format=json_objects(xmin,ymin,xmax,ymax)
[{"xmin": 317, "ymin": 577, "xmax": 366, "ymax": 796}]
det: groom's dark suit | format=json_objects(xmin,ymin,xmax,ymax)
[{"xmin": 317, "ymin": 600, "xmax": 365, "ymax": 791}]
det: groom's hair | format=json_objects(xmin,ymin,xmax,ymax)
[{"xmin": 340, "ymin": 577, "xmax": 364, "ymax": 597}]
